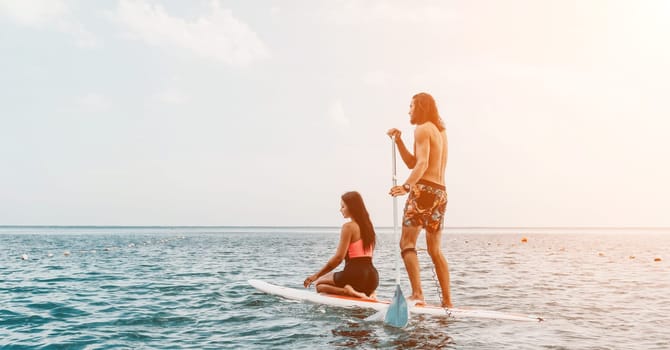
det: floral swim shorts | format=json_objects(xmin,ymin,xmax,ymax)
[{"xmin": 403, "ymin": 179, "xmax": 447, "ymax": 233}]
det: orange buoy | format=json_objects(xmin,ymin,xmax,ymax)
[
  {"xmin": 629, "ymin": 255, "xmax": 635, "ymax": 259},
  {"xmin": 654, "ymin": 257, "xmax": 662, "ymax": 262},
  {"xmin": 521, "ymin": 237, "xmax": 528, "ymax": 243}
]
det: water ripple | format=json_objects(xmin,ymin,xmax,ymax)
[{"xmin": 1, "ymin": 229, "xmax": 668, "ymax": 349}]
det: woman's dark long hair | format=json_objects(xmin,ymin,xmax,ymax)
[
  {"xmin": 341, "ymin": 191, "xmax": 376, "ymax": 251},
  {"xmin": 412, "ymin": 92, "xmax": 445, "ymax": 131}
]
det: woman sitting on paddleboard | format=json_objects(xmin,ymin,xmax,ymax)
[{"xmin": 303, "ymin": 191, "xmax": 379, "ymax": 300}]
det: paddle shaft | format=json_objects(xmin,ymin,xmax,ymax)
[
  {"xmin": 385, "ymin": 136, "xmax": 410, "ymax": 328},
  {"xmin": 391, "ymin": 137, "xmax": 400, "ymax": 285}
]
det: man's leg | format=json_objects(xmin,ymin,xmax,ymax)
[
  {"xmin": 400, "ymin": 225, "xmax": 423, "ymax": 302},
  {"xmin": 426, "ymin": 229, "xmax": 452, "ymax": 308}
]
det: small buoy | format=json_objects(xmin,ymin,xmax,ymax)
[
  {"xmin": 128, "ymin": 243, "xmax": 135, "ymax": 248},
  {"xmin": 521, "ymin": 237, "xmax": 528, "ymax": 243},
  {"xmin": 64, "ymin": 251, "xmax": 71, "ymax": 256},
  {"xmin": 629, "ymin": 255, "xmax": 635, "ymax": 259},
  {"xmin": 47, "ymin": 253, "xmax": 54, "ymax": 258},
  {"xmin": 654, "ymin": 257, "xmax": 662, "ymax": 262},
  {"xmin": 598, "ymin": 252, "xmax": 605, "ymax": 257},
  {"xmin": 21, "ymin": 254, "xmax": 28, "ymax": 260}
]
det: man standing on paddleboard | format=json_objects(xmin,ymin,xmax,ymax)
[{"xmin": 387, "ymin": 92, "xmax": 453, "ymax": 308}]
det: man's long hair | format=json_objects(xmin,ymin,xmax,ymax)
[
  {"xmin": 341, "ymin": 191, "xmax": 376, "ymax": 251},
  {"xmin": 412, "ymin": 92, "xmax": 445, "ymax": 131}
]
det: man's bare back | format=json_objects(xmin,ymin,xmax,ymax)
[{"xmin": 415, "ymin": 122, "xmax": 447, "ymax": 186}]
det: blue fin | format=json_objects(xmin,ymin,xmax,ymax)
[{"xmin": 384, "ymin": 284, "xmax": 409, "ymax": 327}]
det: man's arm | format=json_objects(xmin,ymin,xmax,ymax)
[
  {"xmin": 388, "ymin": 128, "xmax": 416, "ymax": 168},
  {"xmin": 395, "ymin": 137, "xmax": 416, "ymax": 169},
  {"xmin": 403, "ymin": 126, "xmax": 430, "ymax": 187}
]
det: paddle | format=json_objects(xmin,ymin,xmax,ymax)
[{"xmin": 383, "ymin": 136, "xmax": 410, "ymax": 327}]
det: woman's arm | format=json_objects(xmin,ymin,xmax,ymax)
[{"xmin": 304, "ymin": 223, "xmax": 353, "ymax": 287}]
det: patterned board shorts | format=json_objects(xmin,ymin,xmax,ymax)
[{"xmin": 403, "ymin": 179, "xmax": 448, "ymax": 233}]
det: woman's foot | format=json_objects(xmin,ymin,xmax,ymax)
[{"xmin": 344, "ymin": 285, "xmax": 375, "ymax": 300}]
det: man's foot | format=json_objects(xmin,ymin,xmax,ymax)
[
  {"xmin": 407, "ymin": 295, "xmax": 426, "ymax": 306},
  {"xmin": 441, "ymin": 301, "xmax": 453, "ymax": 308}
]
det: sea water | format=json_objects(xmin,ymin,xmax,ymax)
[{"xmin": 1, "ymin": 226, "xmax": 668, "ymax": 349}]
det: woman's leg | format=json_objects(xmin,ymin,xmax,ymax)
[
  {"xmin": 344, "ymin": 285, "xmax": 376, "ymax": 300},
  {"xmin": 315, "ymin": 272, "xmax": 345, "ymax": 294},
  {"xmin": 316, "ymin": 284, "xmax": 348, "ymax": 295},
  {"xmin": 315, "ymin": 273, "xmax": 373, "ymax": 299}
]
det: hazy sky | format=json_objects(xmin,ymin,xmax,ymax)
[{"xmin": 1, "ymin": 0, "xmax": 669, "ymax": 227}]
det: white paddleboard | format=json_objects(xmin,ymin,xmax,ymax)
[{"xmin": 248, "ymin": 279, "xmax": 543, "ymax": 322}]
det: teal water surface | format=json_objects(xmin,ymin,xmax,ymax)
[{"xmin": 1, "ymin": 226, "xmax": 669, "ymax": 349}]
